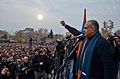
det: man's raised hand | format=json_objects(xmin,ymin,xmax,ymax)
[{"xmin": 60, "ymin": 21, "xmax": 66, "ymax": 26}]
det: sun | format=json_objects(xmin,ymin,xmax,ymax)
[{"xmin": 37, "ymin": 14, "xmax": 43, "ymax": 20}]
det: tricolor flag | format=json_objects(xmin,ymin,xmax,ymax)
[
  {"xmin": 77, "ymin": 8, "xmax": 87, "ymax": 58},
  {"xmin": 76, "ymin": 8, "xmax": 87, "ymax": 79},
  {"xmin": 81, "ymin": 8, "xmax": 86, "ymax": 33}
]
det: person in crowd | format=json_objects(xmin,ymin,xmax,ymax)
[
  {"xmin": 31, "ymin": 48, "xmax": 48, "ymax": 79},
  {"xmin": 60, "ymin": 20, "xmax": 115, "ymax": 79},
  {"xmin": 112, "ymin": 36, "xmax": 120, "ymax": 61},
  {"xmin": 108, "ymin": 36, "xmax": 120, "ymax": 79},
  {"xmin": 17, "ymin": 56, "xmax": 34, "ymax": 79},
  {"xmin": 0, "ymin": 67, "xmax": 13, "ymax": 79},
  {"xmin": 15, "ymin": 58, "xmax": 22, "ymax": 79}
]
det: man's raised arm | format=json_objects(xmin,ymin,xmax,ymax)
[{"xmin": 60, "ymin": 21, "xmax": 81, "ymax": 36}]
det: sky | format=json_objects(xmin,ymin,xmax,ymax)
[{"xmin": 0, "ymin": 0, "xmax": 120, "ymax": 35}]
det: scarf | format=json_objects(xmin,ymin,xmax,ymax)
[{"xmin": 75, "ymin": 32, "xmax": 101, "ymax": 79}]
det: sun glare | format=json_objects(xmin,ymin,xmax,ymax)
[{"xmin": 37, "ymin": 14, "xmax": 43, "ymax": 20}]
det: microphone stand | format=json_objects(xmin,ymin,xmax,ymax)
[
  {"xmin": 64, "ymin": 38, "xmax": 72, "ymax": 79},
  {"xmin": 56, "ymin": 37, "xmax": 83, "ymax": 78}
]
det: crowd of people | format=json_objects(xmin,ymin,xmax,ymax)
[
  {"xmin": 0, "ymin": 20, "xmax": 120, "ymax": 79},
  {"xmin": 0, "ymin": 43, "xmax": 56, "ymax": 79}
]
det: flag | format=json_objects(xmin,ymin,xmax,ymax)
[
  {"xmin": 76, "ymin": 8, "xmax": 87, "ymax": 79},
  {"xmin": 81, "ymin": 9, "xmax": 86, "ymax": 33},
  {"xmin": 77, "ymin": 8, "xmax": 87, "ymax": 58}
]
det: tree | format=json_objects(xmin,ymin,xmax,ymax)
[
  {"xmin": 15, "ymin": 32, "xmax": 26, "ymax": 43},
  {"xmin": 101, "ymin": 20, "xmax": 114, "ymax": 39},
  {"xmin": 1, "ymin": 34, "xmax": 8, "ymax": 40}
]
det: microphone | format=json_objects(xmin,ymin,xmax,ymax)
[{"xmin": 71, "ymin": 34, "xmax": 84, "ymax": 39}]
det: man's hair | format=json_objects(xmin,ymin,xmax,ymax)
[{"xmin": 88, "ymin": 20, "xmax": 99, "ymax": 31}]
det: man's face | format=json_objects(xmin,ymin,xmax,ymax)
[
  {"xmin": 84, "ymin": 22, "xmax": 93, "ymax": 38},
  {"xmin": 23, "ymin": 57, "xmax": 29, "ymax": 63},
  {"xmin": 115, "ymin": 37, "xmax": 120, "ymax": 46}
]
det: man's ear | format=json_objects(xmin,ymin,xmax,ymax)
[{"xmin": 92, "ymin": 27, "xmax": 96, "ymax": 33}]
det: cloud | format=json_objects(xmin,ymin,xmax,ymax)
[{"xmin": 0, "ymin": 0, "xmax": 120, "ymax": 34}]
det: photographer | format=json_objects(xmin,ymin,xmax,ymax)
[
  {"xmin": 108, "ymin": 36, "xmax": 120, "ymax": 79},
  {"xmin": 56, "ymin": 39, "xmax": 65, "ymax": 67}
]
